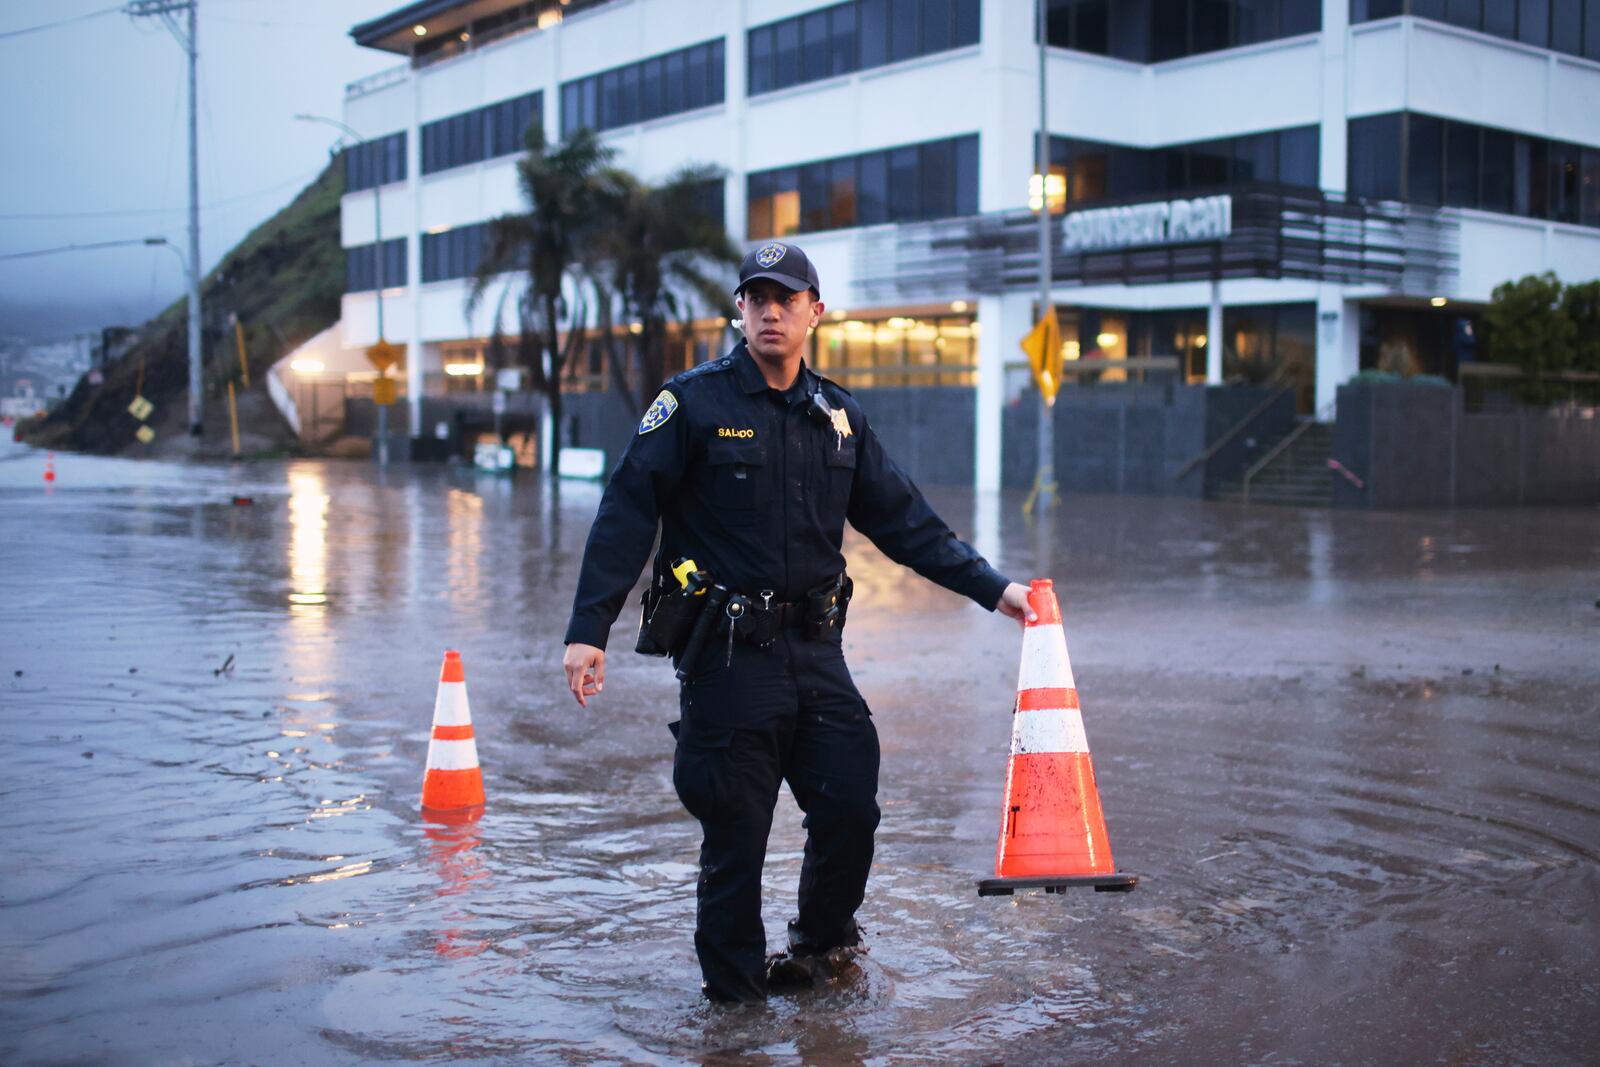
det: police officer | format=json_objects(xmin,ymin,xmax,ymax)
[{"xmin": 562, "ymin": 241, "xmax": 1035, "ymax": 1003}]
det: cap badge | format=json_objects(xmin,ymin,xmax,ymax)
[{"xmin": 755, "ymin": 243, "xmax": 787, "ymax": 269}]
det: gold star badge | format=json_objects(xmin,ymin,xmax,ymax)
[{"xmin": 830, "ymin": 407, "xmax": 852, "ymax": 441}]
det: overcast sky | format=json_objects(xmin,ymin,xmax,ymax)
[{"xmin": 0, "ymin": 0, "xmax": 402, "ymax": 340}]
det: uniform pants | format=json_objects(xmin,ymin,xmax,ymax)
[{"xmin": 671, "ymin": 626, "xmax": 880, "ymax": 1002}]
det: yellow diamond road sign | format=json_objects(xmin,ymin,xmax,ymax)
[
  {"xmin": 127, "ymin": 394, "xmax": 154, "ymax": 421},
  {"xmin": 1019, "ymin": 315, "xmax": 1063, "ymax": 405},
  {"xmin": 135, "ymin": 425, "xmax": 156, "ymax": 444},
  {"xmin": 372, "ymin": 377, "xmax": 397, "ymax": 407},
  {"xmin": 367, "ymin": 339, "xmax": 400, "ymax": 373}
]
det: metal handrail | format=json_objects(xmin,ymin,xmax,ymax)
[
  {"xmin": 1172, "ymin": 384, "xmax": 1293, "ymax": 481},
  {"xmin": 1241, "ymin": 418, "xmax": 1315, "ymax": 502}
]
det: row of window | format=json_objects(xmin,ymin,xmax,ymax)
[
  {"xmin": 747, "ymin": 135, "xmax": 978, "ymax": 240},
  {"xmin": 422, "ymin": 93, "xmax": 542, "ymax": 176},
  {"xmin": 346, "ymin": 238, "xmax": 407, "ymax": 292},
  {"xmin": 1353, "ymin": 0, "xmax": 1600, "ymax": 60},
  {"xmin": 1049, "ymin": 126, "xmax": 1319, "ymax": 209},
  {"xmin": 559, "ymin": 39, "xmax": 725, "ymax": 136},
  {"xmin": 360, "ymin": 179, "xmax": 727, "ymax": 291},
  {"xmin": 748, "ymin": 0, "xmax": 981, "ymax": 96},
  {"xmin": 345, "ymin": 132, "xmax": 406, "ymax": 193},
  {"xmin": 1349, "ymin": 112, "xmax": 1600, "ymax": 227},
  {"xmin": 1043, "ymin": 0, "xmax": 1320, "ymax": 62}
]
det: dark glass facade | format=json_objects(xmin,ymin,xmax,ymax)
[
  {"xmin": 1048, "ymin": 125, "xmax": 1319, "ymax": 207},
  {"xmin": 1043, "ymin": 0, "xmax": 1321, "ymax": 62},
  {"xmin": 1352, "ymin": 0, "xmax": 1600, "ymax": 59},
  {"xmin": 421, "ymin": 223, "xmax": 490, "ymax": 283},
  {"xmin": 422, "ymin": 92, "xmax": 542, "ymax": 175},
  {"xmin": 560, "ymin": 38, "xmax": 725, "ymax": 136},
  {"xmin": 346, "ymin": 237, "xmax": 407, "ymax": 292},
  {"xmin": 748, "ymin": 0, "xmax": 980, "ymax": 96},
  {"xmin": 345, "ymin": 132, "xmax": 406, "ymax": 193},
  {"xmin": 747, "ymin": 135, "xmax": 978, "ymax": 238},
  {"xmin": 1348, "ymin": 112, "xmax": 1600, "ymax": 227}
]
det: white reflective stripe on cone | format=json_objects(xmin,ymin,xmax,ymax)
[
  {"xmin": 1010, "ymin": 707, "xmax": 1090, "ymax": 755},
  {"xmin": 431, "ymin": 683, "xmax": 473, "ymax": 727},
  {"xmin": 1016, "ymin": 624, "xmax": 1076, "ymax": 692},
  {"xmin": 425, "ymin": 737, "xmax": 480, "ymax": 771}
]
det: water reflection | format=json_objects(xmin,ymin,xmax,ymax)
[
  {"xmin": 287, "ymin": 465, "xmax": 330, "ymax": 619},
  {"xmin": 446, "ymin": 488, "xmax": 484, "ymax": 607},
  {"xmin": 423, "ymin": 814, "xmax": 489, "ymax": 959}
]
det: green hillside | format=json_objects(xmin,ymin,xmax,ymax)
[{"xmin": 22, "ymin": 158, "xmax": 345, "ymax": 456}]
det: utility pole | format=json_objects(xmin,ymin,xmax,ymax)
[
  {"xmin": 129, "ymin": 0, "xmax": 202, "ymax": 437},
  {"xmin": 1035, "ymin": 0, "xmax": 1056, "ymax": 513}
]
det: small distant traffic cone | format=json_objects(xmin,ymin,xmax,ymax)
[
  {"xmin": 43, "ymin": 453, "xmax": 55, "ymax": 483},
  {"xmin": 978, "ymin": 579, "xmax": 1136, "ymax": 896},
  {"xmin": 421, "ymin": 650, "xmax": 485, "ymax": 819}
]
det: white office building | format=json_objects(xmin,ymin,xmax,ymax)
[{"xmin": 339, "ymin": 0, "xmax": 1600, "ymax": 492}]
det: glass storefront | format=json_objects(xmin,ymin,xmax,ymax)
[
  {"xmin": 809, "ymin": 311, "xmax": 978, "ymax": 387},
  {"xmin": 1223, "ymin": 303, "xmax": 1317, "ymax": 412}
]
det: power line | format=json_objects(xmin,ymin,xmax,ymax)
[{"xmin": 0, "ymin": 4, "xmax": 125, "ymax": 41}]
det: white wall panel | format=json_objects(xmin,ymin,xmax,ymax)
[
  {"xmin": 341, "ymin": 293, "xmax": 412, "ymax": 347},
  {"xmin": 1346, "ymin": 21, "xmax": 1408, "ymax": 117},
  {"xmin": 345, "ymin": 77, "xmax": 411, "ymax": 138},
  {"xmin": 1549, "ymin": 58, "xmax": 1600, "ymax": 146},
  {"xmin": 1145, "ymin": 38, "xmax": 1322, "ymax": 143},
  {"xmin": 1407, "ymin": 23, "xmax": 1553, "ymax": 133}
]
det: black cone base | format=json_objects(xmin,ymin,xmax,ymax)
[{"xmin": 977, "ymin": 873, "xmax": 1138, "ymax": 896}]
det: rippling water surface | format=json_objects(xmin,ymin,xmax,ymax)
[{"xmin": 1, "ymin": 442, "xmax": 1596, "ymax": 1065}]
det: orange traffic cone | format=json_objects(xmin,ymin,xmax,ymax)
[
  {"xmin": 420, "ymin": 650, "xmax": 486, "ymax": 818},
  {"xmin": 978, "ymin": 580, "xmax": 1136, "ymax": 896},
  {"xmin": 43, "ymin": 453, "xmax": 55, "ymax": 483}
]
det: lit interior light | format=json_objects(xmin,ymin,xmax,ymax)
[
  {"xmin": 1027, "ymin": 172, "xmax": 1067, "ymax": 213},
  {"xmin": 950, "ymin": 300, "xmax": 969, "ymax": 313},
  {"xmin": 886, "ymin": 317, "xmax": 916, "ymax": 329},
  {"xmin": 459, "ymin": 31, "xmax": 470, "ymax": 42},
  {"xmin": 412, "ymin": 24, "xmax": 427, "ymax": 36},
  {"xmin": 1064, "ymin": 341, "xmax": 1081, "ymax": 361},
  {"xmin": 1431, "ymin": 297, "xmax": 1448, "ymax": 307},
  {"xmin": 831, "ymin": 309, "xmax": 847, "ymax": 320},
  {"xmin": 290, "ymin": 359, "xmax": 325, "ymax": 375},
  {"xmin": 1096, "ymin": 332, "xmax": 1119, "ymax": 348},
  {"xmin": 1195, "ymin": 334, "xmax": 1207, "ymax": 348},
  {"xmin": 628, "ymin": 322, "xmax": 644, "ymax": 335},
  {"xmin": 444, "ymin": 362, "xmax": 484, "ymax": 376},
  {"xmin": 538, "ymin": 9, "xmax": 562, "ymax": 28}
]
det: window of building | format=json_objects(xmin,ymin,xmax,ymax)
[
  {"xmin": 1046, "ymin": 0, "xmax": 1320, "ymax": 60},
  {"xmin": 422, "ymin": 223, "xmax": 490, "ymax": 283},
  {"xmin": 747, "ymin": 0, "xmax": 979, "ymax": 98},
  {"xmin": 1047, "ymin": 124, "xmax": 1320, "ymax": 209},
  {"xmin": 560, "ymin": 38, "xmax": 725, "ymax": 136},
  {"xmin": 1352, "ymin": 0, "xmax": 1600, "ymax": 57},
  {"xmin": 345, "ymin": 237, "xmax": 407, "ymax": 293},
  {"xmin": 811, "ymin": 312, "xmax": 977, "ymax": 387},
  {"xmin": 422, "ymin": 92, "xmax": 542, "ymax": 176},
  {"xmin": 747, "ymin": 135, "xmax": 979, "ymax": 238},
  {"xmin": 1223, "ymin": 303, "xmax": 1316, "ymax": 410},
  {"xmin": 345, "ymin": 132, "xmax": 406, "ymax": 193},
  {"xmin": 1349, "ymin": 112, "xmax": 1600, "ymax": 227}
]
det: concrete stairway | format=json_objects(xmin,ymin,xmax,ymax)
[{"xmin": 1213, "ymin": 422, "xmax": 1335, "ymax": 506}]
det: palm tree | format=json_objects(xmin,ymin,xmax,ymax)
[
  {"xmin": 468, "ymin": 122, "xmax": 622, "ymax": 474},
  {"xmin": 595, "ymin": 165, "xmax": 741, "ymax": 414}
]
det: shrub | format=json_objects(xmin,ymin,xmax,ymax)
[{"xmin": 1483, "ymin": 272, "xmax": 1577, "ymax": 404}]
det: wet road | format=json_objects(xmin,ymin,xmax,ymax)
[{"xmin": 1, "ymin": 442, "xmax": 1597, "ymax": 1066}]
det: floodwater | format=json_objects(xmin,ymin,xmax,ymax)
[{"xmin": 2, "ymin": 439, "xmax": 1597, "ymax": 1066}]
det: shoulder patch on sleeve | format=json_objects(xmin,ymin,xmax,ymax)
[{"xmin": 638, "ymin": 389, "xmax": 678, "ymax": 434}]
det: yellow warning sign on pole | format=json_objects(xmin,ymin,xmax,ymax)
[
  {"xmin": 1019, "ymin": 315, "xmax": 1063, "ymax": 405},
  {"xmin": 367, "ymin": 339, "xmax": 400, "ymax": 373},
  {"xmin": 128, "ymin": 394, "xmax": 154, "ymax": 421},
  {"xmin": 135, "ymin": 425, "xmax": 156, "ymax": 444},
  {"xmin": 372, "ymin": 377, "xmax": 397, "ymax": 406}
]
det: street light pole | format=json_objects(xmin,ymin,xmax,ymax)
[
  {"xmin": 1035, "ymin": 0, "xmax": 1056, "ymax": 514},
  {"xmin": 296, "ymin": 113, "xmax": 389, "ymax": 466}
]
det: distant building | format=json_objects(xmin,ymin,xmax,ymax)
[{"xmin": 342, "ymin": 0, "xmax": 1600, "ymax": 489}]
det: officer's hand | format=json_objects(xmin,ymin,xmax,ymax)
[
  {"xmin": 563, "ymin": 642, "xmax": 605, "ymax": 707},
  {"xmin": 995, "ymin": 583, "xmax": 1038, "ymax": 627}
]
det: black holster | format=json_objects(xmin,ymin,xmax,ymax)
[{"xmin": 803, "ymin": 573, "xmax": 853, "ymax": 639}]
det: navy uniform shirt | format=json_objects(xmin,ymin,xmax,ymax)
[{"xmin": 563, "ymin": 342, "xmax": 1011, "ymax": 649}]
